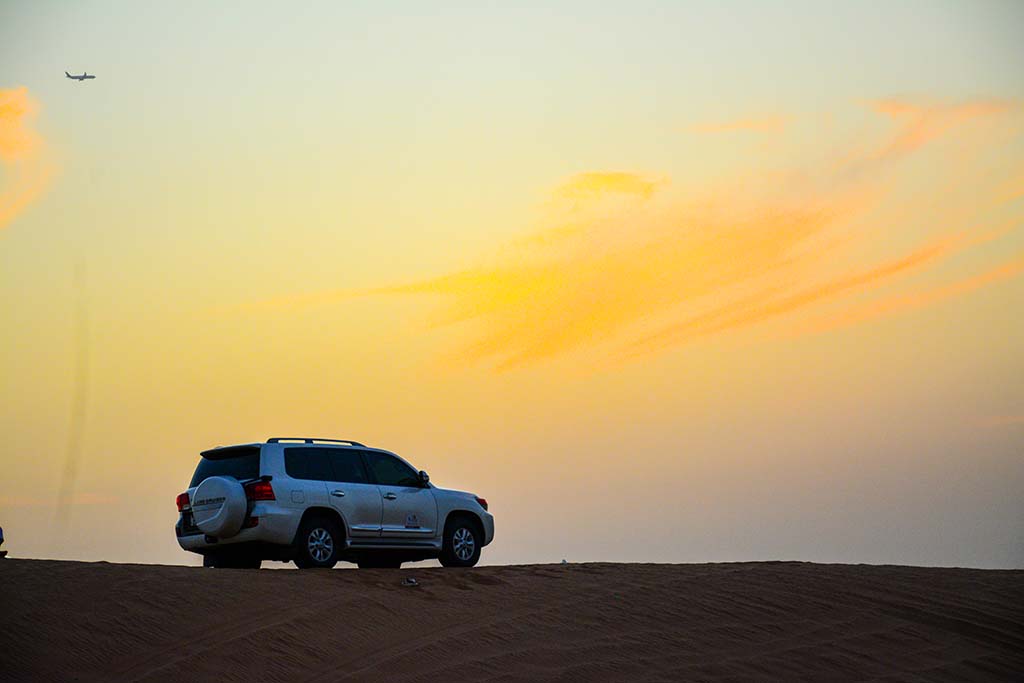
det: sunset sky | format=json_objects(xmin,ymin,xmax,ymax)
[{"xmin": 1, "ymin": 1, "xmax": 1022, "ymax": 568}]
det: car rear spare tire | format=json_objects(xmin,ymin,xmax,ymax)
[{"xmin": 191, "ymin": 476, "xmax": 248, "ymax": 539}]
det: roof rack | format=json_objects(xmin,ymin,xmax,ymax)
[{"xmin": 267, "ymin": 437, "xmax": 366, "ymax": 447}]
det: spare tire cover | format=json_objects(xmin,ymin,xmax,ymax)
[{"xmin": 192, "ymin": 476, "xmax": 247, "ymax": 538}]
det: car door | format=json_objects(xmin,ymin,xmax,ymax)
[
  {"xmin": 322, "ymin": 448, "xmax": 382, "ymax": 538},
  {"xmin": 361, "ymin": 450, "xmax": 438, "ymax": 539},
  {"xmin": 284, "ymin": 447, "xmax": 381, "ymax": 538}
]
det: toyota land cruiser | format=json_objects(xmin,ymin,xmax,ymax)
[{"xmin": 175, "ymin": 438, "xmax": 494, "ymax": 569}]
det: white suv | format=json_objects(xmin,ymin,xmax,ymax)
[{"xmin": 175, "ymin": 438, "xmax": 494, "ymax": 569}]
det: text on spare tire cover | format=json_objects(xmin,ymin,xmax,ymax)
[{"xmin": 194, "ymin": 496, "xmax": 226, "ymax": 506}]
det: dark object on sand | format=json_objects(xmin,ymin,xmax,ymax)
[{"xmin": 401, "ymin": 577, "xmax": 418, "ymax": 587}]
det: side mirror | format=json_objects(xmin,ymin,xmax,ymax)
[{"xmin": 418, "ymin": 470, "xmax": 430, "ymax": 486}]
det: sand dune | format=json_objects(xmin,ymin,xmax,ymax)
[{"xmin": 1, "ymin": 559, "xmax": 1022, "ymax": 681}]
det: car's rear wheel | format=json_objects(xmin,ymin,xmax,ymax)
[
  {"xmin": 440, "ymin": 516, "xmax": 482, "ymax": 567},
  {"xmin": 294, "ymin": 516, "xmax": 343, "ymax": 569}
]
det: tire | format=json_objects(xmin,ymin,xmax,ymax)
[
  {"xmin": 191, "ymin": 476, "xmax": 248, "ymax": 539},
  {"xmin": 294, "ymin": 515, "xmax": 343, "ymax": 569},
  {"xmin": 440, "ymin": 516, "xmax": 482, "ymax": 568}
]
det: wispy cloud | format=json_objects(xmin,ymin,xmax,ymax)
[
  {"xmin": 245, "ymin": 99, "xmax": 1022, "ymax": 370},
  {"xmin": 866, "ymin": 98, "xmax": 1012, "ymax": 162},
  {"xmin": 691, "ymin": 114, "xmax": 790, "ymax": 135},
  {"xmin": 797, "ymin": 248, "xmax": 1023, "ymax": 336},
  {"xmin": 0, "ymin": 87, "xmax": 55, "ymax": 232},
  {"xmin": 551, "ymin": 171, "xmax": 667, "ymax": 201},
  {"xmin": 616, "ymin": 231, "xmax": 980, "ymax": 362}
]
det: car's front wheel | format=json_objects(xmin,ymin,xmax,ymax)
[
  {"xmin": 440, "ymin": 516, "xmax": 482, "ymax": 567},
  {"xmin": 294, "ymin": 516, "xmax": 343, "ymax": 569}
]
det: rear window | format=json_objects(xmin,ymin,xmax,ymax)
[{"xmin": 190, "ymin": 446, "xmax": 261, "ymax": 487}]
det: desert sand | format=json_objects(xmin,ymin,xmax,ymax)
[{"xmin": 1, "ymin": 559, "xmax": 1022, "ymax": 681}]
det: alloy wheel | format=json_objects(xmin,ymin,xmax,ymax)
[
  {"xmin": 453, "ymin": 527, "xmax": 475, "ymax": 561},
  {"xmin": 308, "ymin": 527, "xmax": 334, "ymax": 563}
]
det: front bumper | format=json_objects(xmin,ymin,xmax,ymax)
[{"xmin": 481, "ymin": 511, "xmax": 495, "ymax": 546}]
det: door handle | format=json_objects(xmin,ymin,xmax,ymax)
[
  {"xmin": 331, "ymin": 490, "xmax": 346, "ymax": 497},
  {"xmin": 382, "ymin": 492, "xmax": 397, "ymax": 500}
]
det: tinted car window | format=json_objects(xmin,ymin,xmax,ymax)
[
  {"xmin": 284, "ymin": 448, "xmax": 334, "ymax": 481},
  {"xmin": 190, "ymin": 448, "xmax": 260, "ymax": 487},
  {"xmin": 327, "ymin": 449, "xmax": 369, "ymax": 484},
  {"xmin": 364, "ymin": 451, "xmax": 420, "ymax": 487}
]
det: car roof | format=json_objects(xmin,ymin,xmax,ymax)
[
  {"xmin": 200, "ymin": 439, "xmax": 388, "ymax": 458},
  {"xmin": 199, "ymin": 440, "xmax": 419, "ymax": 472},
  {"xmin": 266, "ymin": 437, "xmax": 366, "ymax": 447}
]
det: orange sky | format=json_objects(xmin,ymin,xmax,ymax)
[{"xmin": 1, "ymin": 2, "xmax": 1022, "ymax": 569}]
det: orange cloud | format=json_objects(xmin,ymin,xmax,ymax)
[
  {"xmin": 250, "ymin": 190, "xmax": 879, "ymax": 369},
  {"xmin": 867, "ymin": 98, "xmax": 1011, "ymax": 161},
  {"xmin": 617, "ymin": 231, "xmax": 972, "ymax": 361},
  {"xmin": 0, "ymin": 86, "xmax": 55, "ymax": 232},
  {"xmin": 798, "ymin": 253, "xmax": 1024, "ymax": 336},
  {"xmin": 243, "ymin": 99, "xmax": 1022, "ymax": 370},
  {"xmin": 691, "ymin": 115, "xmax": 790, "ymax": 134},
  {"xmin": 551, "ymin": 171, "xmax": 667, "ymax": 201}
]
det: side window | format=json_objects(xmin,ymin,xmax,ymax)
[
  {"xmin": 284, "ymin": 448, "xmax": 333, "ymax": 481},
  {"xmin": 327, "ymin": 449, "xmax": 369, "ymax": 484},
  {"xmin": 364, "ymin": 451, "xmax": 420, "ymax": 487}
]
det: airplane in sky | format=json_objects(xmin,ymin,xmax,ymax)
[{"xmin": 65, "ymin": 71, "xmax": 96, "ymax": 81}]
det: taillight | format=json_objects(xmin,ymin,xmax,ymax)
[
  {"xmin": 176, "ymin": 492, "xmax": 190, "ymax": 512},
  {"xmin": 244, "ymin": 480, "xmax": 275, "ymax": 501},
  {"xmin": 475, "ymin": 496, "xmax": 488, "ymax": 511}
]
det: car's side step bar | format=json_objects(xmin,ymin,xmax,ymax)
[{"xmin": 346, "ymin": 539, "xmax": 440, "ymax": 550}]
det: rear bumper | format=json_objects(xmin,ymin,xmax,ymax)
[{"xmin": 176, "ymin": 502, "xmax": 298, "ymax": 553}]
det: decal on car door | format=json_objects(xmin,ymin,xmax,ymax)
[{"xmin": 404, "ymin": 513, "xmax": 420, "ymax": 528}]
